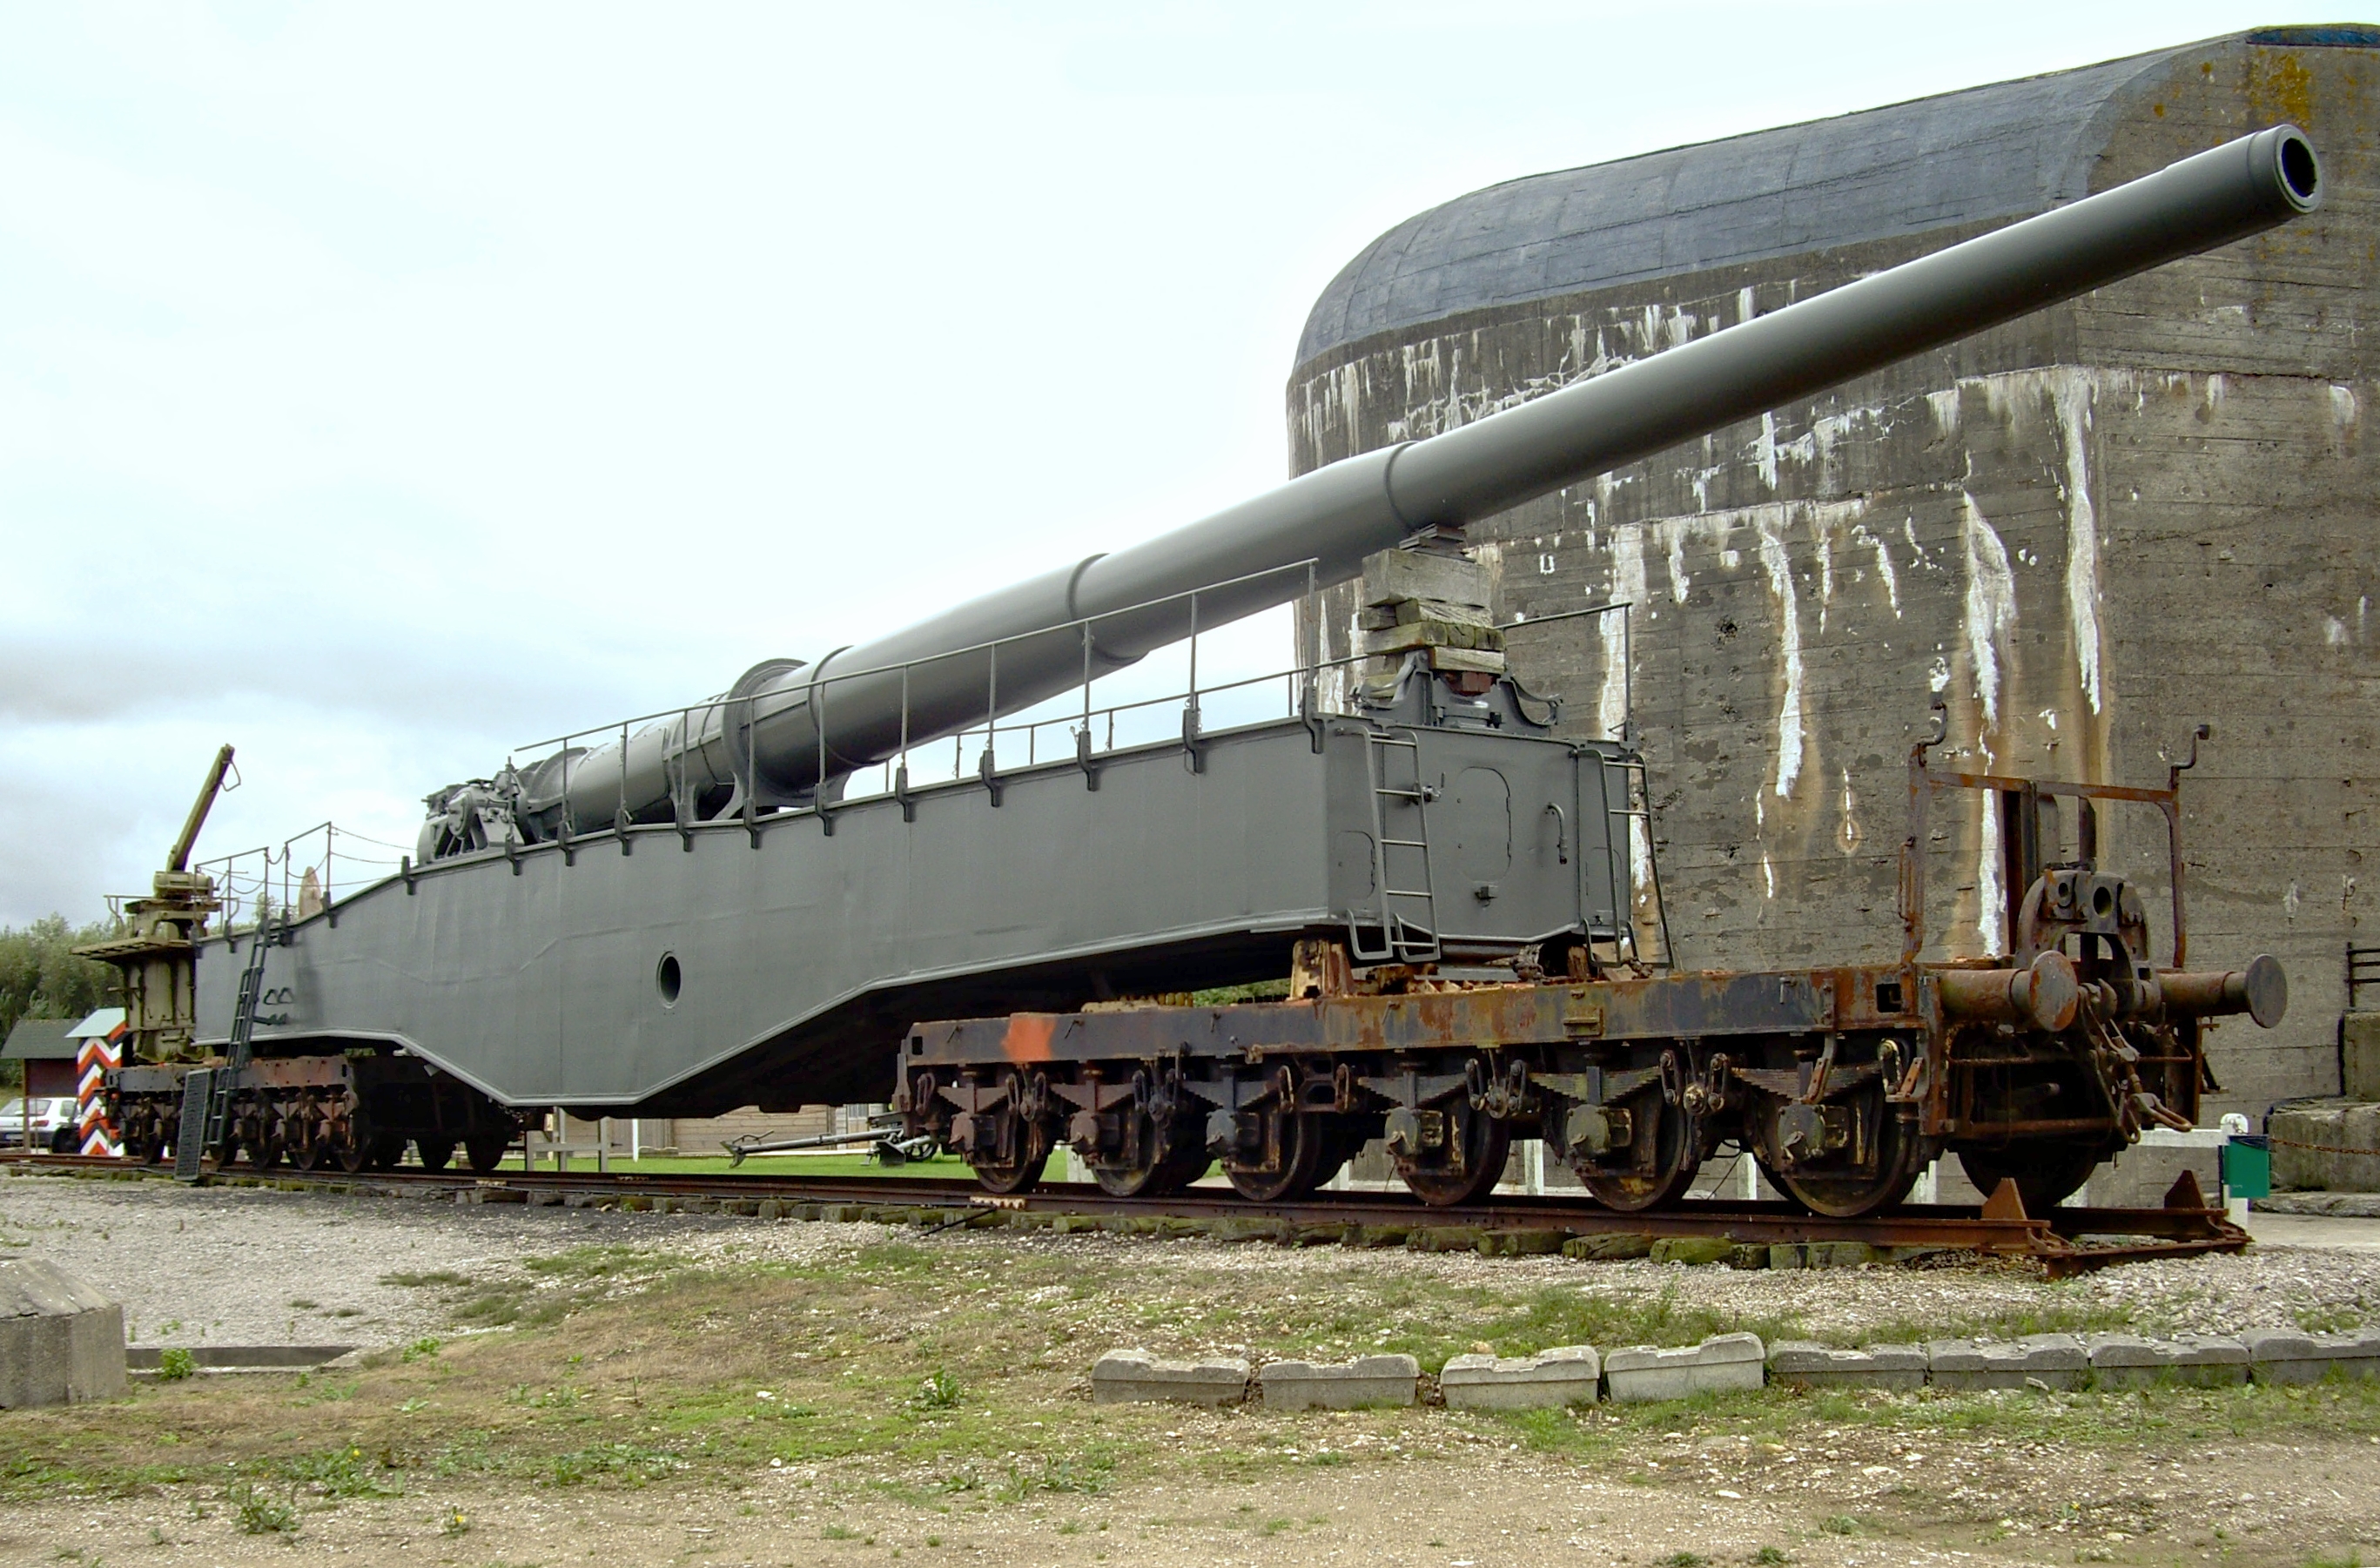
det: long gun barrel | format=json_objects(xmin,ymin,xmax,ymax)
[{"xmin": 511, "ymin": 126, "xmax": 2319, "ymax": 845}]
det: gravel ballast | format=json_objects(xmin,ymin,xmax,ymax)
[{"xmin": 4, "ymin": 1168, "xmax": 2377, "ymax": 1356}]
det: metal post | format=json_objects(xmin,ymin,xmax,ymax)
[
  {"xmin": 1301, "ymin": 561, "xmax": 1320, "ymax": 717},
  {"xmin": 597, "ymin": 1116, "xmax": 610, "ymax": 1174},
  {"xmin": 984, "ymin": 643, "xmax": 998, "ymax": 773},
  {"xmin": 1622, "ymin": 604, "xmax": 1635, "ymax": 743}
]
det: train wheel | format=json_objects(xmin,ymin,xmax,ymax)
[
  {"xmin": 1091, "ymin": 1120, "xmax": 1204, "ymax": 1198},
  {"xmin": 244, "ymin": 1134, "xmax": 283, "ymax": 1173},
  {"xmin": 972, "ymin": 1146, "xmax": 1052, "ymax": 1195},
  {"xmin": 417, "ymin": 1139, "xmax": 455, "ymax": 1173},
  {"xmin": 1751, "ymin": 1087, "xmax": 1923, "ymax": 1218},
  {"xmin": 1395, "ymin": 1108, "xmax": 1510, "ymax": 1208},
  {"xmin": 1224, "ymin": 1110, "xmax": 1328, "ymax": 1202},
  {"xmin": 1572, "ymin": 1095, "xmax": 1704, "ymax": 1211},
  {"xmin": 333, "ymin": 1133, "xmax": 371, "ymax": 1174},
  {"xmin": 463, "ymin": 1134, "xmax": 511, "ymax": 1174},
  {"xmin": 1957, "ymin": 1144, "xmax": 2097, "ymax": 1212}
]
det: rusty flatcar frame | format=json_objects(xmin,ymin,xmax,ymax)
[{"xmin": 902, "ymin": 711, "xmax": 2275, "ymax": 1214}]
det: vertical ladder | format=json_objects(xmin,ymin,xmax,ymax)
[
  {"xmin": 1355, "ymin": 731, "xmax": 1442, "ymax": 964},
  {"xmin": 174, "ymin": 913, "xmax": 277, "ymax": 1182},
  {"xmin": 1596, "ymin": 750, "xmax": 1674, "ymax": 971}
]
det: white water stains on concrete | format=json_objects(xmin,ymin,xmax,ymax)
[
  {"xmin": 1838, "ymin": 767, "xmax": 1861, "ymax": 855},
  {"xmin": 1598, "ymin": 528, "xmax": 1647, "ymax": 744},
  {"xmin": 1926, "ymin": 387, "xmax": 1961, "ymax": 441},
  {"xmin": 1772, "ymin": 407, "xmax": 1873, "ymax": 496},
  {"xmin": 1850, "ymin": 522, "xmax": 1901, "ymax": 617},
  {"xmin": 1956, "ymin": 492, "xmax": 2019, "ymax": 737},
  {"xmin": 1343, "ymin": 302, "xmax": 1731, "ymax": 451},
  {"xmin": 1596, "ymin": 528, "xmax": 1663, "ymax": 945},
  {"xmin": 2050, "ymin": 371, "xmax": 2108, "ymax": 718},
  {"xmin": 1752, "ymin": 410, "xmax": 1778, "ymax": 491},
  {"xmin": 1753, "ymin": 514, "xmax": 1807, "ymax": 803},
  {"xmin": 2328, "ymin": 381, "xmax": 2364, "ymax": 467}
]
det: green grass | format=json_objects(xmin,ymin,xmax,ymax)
[{"xmin": 10, "ymin": 1228, "xmax": 2380, "ymax": 1518}]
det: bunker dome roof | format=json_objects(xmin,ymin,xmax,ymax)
[{"xmin": 1294, "ymin": 25, "xmax": 2379, "ymax": 373}]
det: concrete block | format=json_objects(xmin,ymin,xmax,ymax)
[
  {"xmin": 2085, "ymin": 1333, "xmax": 2249, "ymax": 1388},
  {"xmin": 1361, "ymin": 548, "xmax": 1489, "ymax": 609},
  {"xmin": 1604, "ymin": 1333, "xmax": 1765, "ymax": 1403},
  {"xmin": 1439, "ymin": 1346, "xmax": 1603, "ymax": 1410},
  {"xmin": 1768, "ymin": 1242, "xmax": 1884, "ymax": 1270},
  {"xmin": 1926, "ymin": 1334, "xmax": 2088, "ymax": 1391},
  {"xmin": 1563, "ymin": 1233, "xmax": 1652, "ymax": 1260},
  {"xmin": 1766, "ymin": 1341, "xmax": 1927, "ymax": 1391},
  {"xmin": 1257, "ymin": 1354, "xmax": 1419, "ymax": 1410},
  {"xmin": 1090, "ymin": 1349, "xmax": 1250, "ymax": 1407},
  {"xmin": 2256, "ymin": 1191, "xmax": 2380, "ymax": 1217},
  {"xmin": 2269, "ymin": 1100, "xmax": 2380, "ymax": 1194},
  {"xmin": 0, "ymin": 1259, "xmax": 126, "ymax": 1407},
  {"xmin": 2344, "ymin": 1012, "xmax": 2380, "ymax": 1101},
  {"xmin": 2242, "ymin": 1327, "xmax": 2380, "ymax": 1384}
]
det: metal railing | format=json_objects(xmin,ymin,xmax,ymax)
[
  {"xmin": 191, "ymin": 822, "xmax": 408, "ymax": 932},
  {"xmin": 513, "ymin": 559, "xmax": 1333, "ymax": 832}
]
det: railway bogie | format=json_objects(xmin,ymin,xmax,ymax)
[
  {"xmin": 897, "ymin": 919, "xmax": 2278, "ymax": 1218},
  {"xmin": 109, "ymin": 1053, "xmax": 524, "ymax": 1175}
]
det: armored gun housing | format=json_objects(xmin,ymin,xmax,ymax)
[{"xmin": 104, "ymin": 126, "xmax": 2316, "ymax": 1211}]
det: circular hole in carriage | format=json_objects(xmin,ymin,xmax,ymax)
[{"xmin": 656, "ymin": 952, "xmax": 682, "ymax": 1006}]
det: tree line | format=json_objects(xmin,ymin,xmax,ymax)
[{"xmin": 0, "ymin": 916, "xmax": 118, "ymax": 1091}]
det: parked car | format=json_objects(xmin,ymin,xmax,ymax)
[{"xmin": 0, "ymin": 1096, "xmax": 80, "ymax": 1152}]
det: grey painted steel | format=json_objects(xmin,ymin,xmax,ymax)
[
  {"xmin": 534, "ymin": 129, "xmax": 2318, "ymax": 838},
  {"xmin": 205, "ymin": 720, "xmax": 1616, "ymax": 1112}
]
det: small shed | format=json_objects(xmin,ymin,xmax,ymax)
[{"xmin": 2, "ymin": 1019, "xmax": 78, "ymax": 1103}]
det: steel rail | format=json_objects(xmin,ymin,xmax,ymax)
[{"xmin": 3, "ymin": 1152, "xmax": 2242, "ymax": 1275}]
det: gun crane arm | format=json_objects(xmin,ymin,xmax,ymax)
[{"xmin": 166, "ymin": 745, "xmax": 237, "ymax": 874}]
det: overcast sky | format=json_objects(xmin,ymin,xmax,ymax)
[{"xmin": 0, "ymin": 1, "xmax": 2309, "ymax": 925}]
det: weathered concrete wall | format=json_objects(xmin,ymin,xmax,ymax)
[{"xmin": 1287, "ymin": 37, "xmax": 2379, "ymax": 1114}]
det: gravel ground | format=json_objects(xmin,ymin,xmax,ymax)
[
  {"xmin": 0, "ymin": 1171, "xmax": 761, "ymax": 1349},
  {"xmin": 6, "ymin": 1168, "xmax": 2377, "ymax": 1352}
]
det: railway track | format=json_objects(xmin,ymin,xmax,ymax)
[{"xmin": 1, "ymin": 1152, "xmax": 2246, "ymax": 1277}]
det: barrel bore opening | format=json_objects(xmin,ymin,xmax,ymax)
[
  {"xmin": 2279, "ymin": 133, "xmax": 2320, "ymax": 205},
  {"xmin": 656, "ymin": 952, "xmax": 682, "ymax": 1006}
]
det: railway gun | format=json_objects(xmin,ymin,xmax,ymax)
[{"xmin": 87, "ymin": 126, "xmax": 2316, "ymax": 1215}]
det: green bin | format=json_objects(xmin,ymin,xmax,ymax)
[{"xmin": 2221, "ymin": 1134, "xmax": 2270, "ymax": 1200}]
